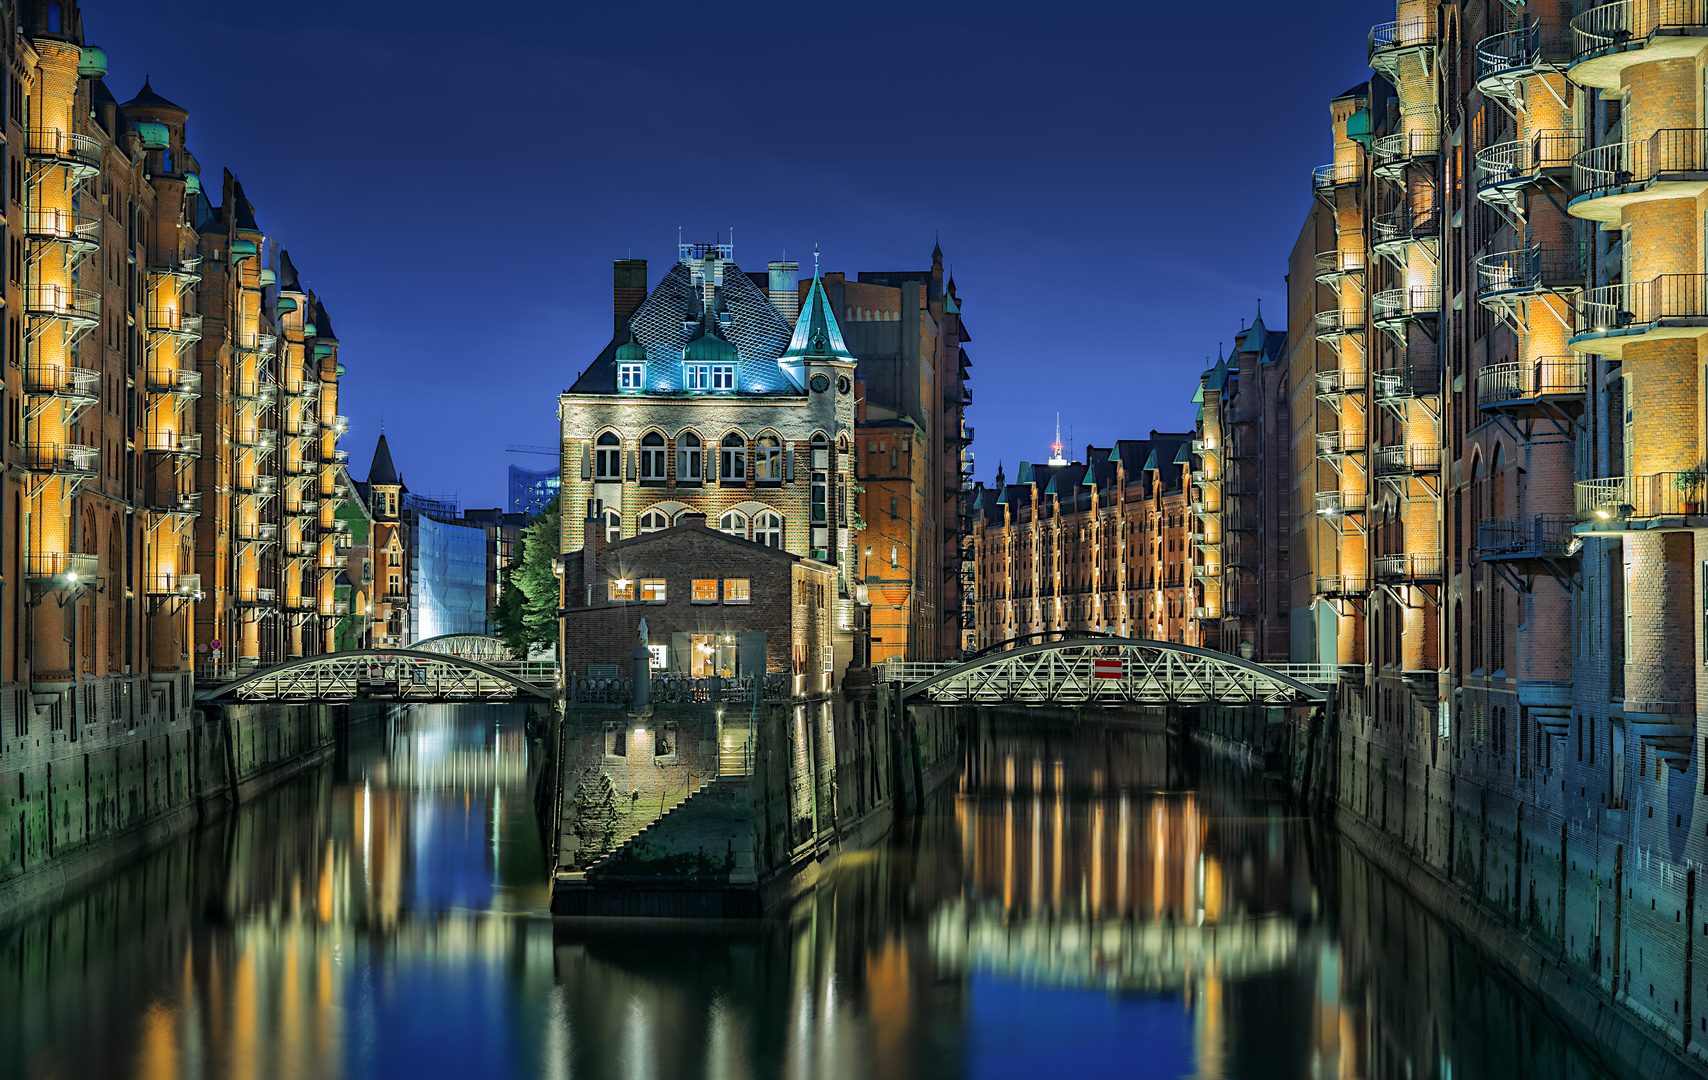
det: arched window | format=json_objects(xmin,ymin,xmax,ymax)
[
  {"xmin": 639, "ymin": 431, "xmax": 666, "ymax": 482},
  {"xmin": 719, "ymin": 510, "xmax": 748, "ymax": 539},
  {"xmin": 46, "ymin": 2, "xmax": 61, "ymax": 33},
  {"xmin": 604, "ymin": 509, "xmax": 622, "ymax": 544},
  {"xmin": 755, "ymin": 434, "xmax": 782, "ymax": 482},
  {"xmin": 720, "ymin": 433, "xmax": 746, "ymax": 483},
  {"xmin": 676, "ymin": 431, "xmax": 702, "ymax": 483},
  {"xmin": 595, "ymin": 431, "xmax": 621, "ymax": 480},
  {"xmin": 755, "ymin": 511, "xmax": 783, "ymax": 548},
  {"xmin": 639, "ymin": 510, "xmax": 668, "ymax": 534}
]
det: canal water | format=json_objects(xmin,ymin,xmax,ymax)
[{"xmin": 0, "ymin": 705, "xmax": 1615, "ymax": 1079}]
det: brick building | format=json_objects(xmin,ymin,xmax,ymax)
[{"xmin": 559, "ymin": 512, "xmax": 836, "ymax": 691}]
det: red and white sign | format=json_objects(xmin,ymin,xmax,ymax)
[{"xmin": 1093, "ymin": 658, "xmax": 1124, "ymax": 680}]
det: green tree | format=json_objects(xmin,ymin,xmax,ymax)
[{"xmin": 493, "ymin": 498, "xmax": 559, "ymax": 656}]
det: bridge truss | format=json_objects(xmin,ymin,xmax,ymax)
[
  {"xmin": 198, "ymin": 648, "xmax": 559, "ymax": 705},
  {"xmin": 886, "ymin": 638, "xmax": 1332, "ymax": 707}
]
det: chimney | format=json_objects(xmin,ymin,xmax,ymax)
[
  {"xmin": 768, "ymin": 260, "xmax": 799, "ymax": 323},
  {"xmin": 613, "ymin": 259, "xmax": 647, "ymax": 337}
]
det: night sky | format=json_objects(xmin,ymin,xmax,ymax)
[{"xmin": 93, "ymin": 0, "xmax": 1378, "ymax": 508}]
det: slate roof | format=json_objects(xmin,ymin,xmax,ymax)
[
  {"xmin": 123, "ymin": 78, "xmax": 187, "ymax": 113},
  {"xmin": 367, "ymin": 434, "xmax": 401, "ymax": 487}
]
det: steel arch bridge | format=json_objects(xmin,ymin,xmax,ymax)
[
  {"xmin": 885, "ymin": 638, "xmax": 1333, "ymax": 707},
  {"xmin": 196, "ymin": 648, "xmax": 559, "ymax": 704},
  {"xmin": 410, "ymin": 633, "xmax": 518, "ymax": 662}
]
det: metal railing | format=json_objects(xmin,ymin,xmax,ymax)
[
  {"xmin": 1316, "ymin": 573, "xmax": 1370, "ymax": 597},
  {"xmin": 1577, "ymin": 473, "xmax": 1708, "ymax": 518},
  {"xmin": 1373, "ymin": 128, "xmax": 1439, "ymax": 165},
  {"xmin": 24, "ymin": 206, "xmax": 100, "ymax": 249},
  {"xmin": 1373, "ymin": 444, "xmax": 1443, "ymax": 478},
  {"xmin": 1581, "ymin": 273, "xmax": 1708, "ymax": 332},
  {"xmin": 147, "ymin": 491, "xmax": 200, "ymax": 517},
  {"xmin": 1316, "ymin": 489, "xmax": 1368, "ymax": 515},
  {"xmin": 1373, "ymin": 204, "xmax": 1440, "ymax": 247},
  {"xmin": 23, "ymin": 284, "xmax": 100, "ymax": 324},
  {"xmin": 23, "ymin": 442, "xmax": 98, "ymax": 476},
  {"xmin": 24, "ymin": 552, "xmax": 97, "ymax": 583},
  {"xmin": 147, "ymin": 255, "xmax": 203, "ymax": 283},
  {"xmin": 1314, "ymin": 249, "xmax": 1366, "ymax": 282},
  {"xmin": 1373, "ymin": 285, "xmax": 1441, "ymax": 323},
  {"xmin": 236, "ymin": 429, "xmax": 278, "ymax": 451},
  {"xmin": 1312, "ymin": 160, "xmax": 1362, "ymax": 190},
  {"xmin": 1572, "ymin": 0, "xmax": 1708, "ymax": 60},
  {"xmin": 25, "ymin": 128, "xmax": 101, "ymax": 174},
  {"xmin": 141, "ymin": 430, "xmax": 201, "ymax": 456},
  {"xmin": 1316, "ymin": 430, "xmax": 1364, "ymax": 457},
  {"xmin": 1477, "ymin": 516, "xmax": 1577, "ymax": 559},
  {"xmin": 24, "ymin": 363, "xmax": 99, "ymax": 400},
  {"xmin": 1474, "ymin": 131, "xmax": 1581, "ymax": 196},
  {"xmin": 144, "ymin": 573, "xmax": 202, "ymax": 598},
  {"xmin": 1314, "ymin": 305, "xmax": 1363, "ymax": 337},
  {"xmin": 1370, "ymin": 17, "xmax": 1438, "ymax": 61},
  {"xmin": 1375, "ymin": 551, "xmax": 1443, "ymax": 582},
  {"xmin": 1374, "ymin": 365, "xmax": 1441, "ymax": 401},
  {"xmin": 1474, "ymin": 245, "xmax": 1585, "ymax": 301},
  {"xmin": 235, "ymin": 475, "xmax": 277, "ymax": 496},
  {"xmin": 1575, "ymin": 128, "xmax": 1708, "ymax": 200},
  {"xmin": 235, "ymin": 588, "xmax": 277, "ymax": 606},
  {"xmin": 1316, "ymin": 369, "xmax": 1364, "ymax": 397},
  {"xmin": 145, "ymin": 307, "xmax": 202, "ymax": 338},
  {"xmin": 145, "ymin": 367, "xmax": 202, "ymax": 396},
  {"xmin": 1475, "ymin": 20, "xmax": 1570, "ymax": 93},
  {"xmin": 1475, "ymin": 356, "xmax": 1588, "ymax": 408},
  {"xmin": 236, "ymin": 523, "xmax": 279, "ymax": 543}
]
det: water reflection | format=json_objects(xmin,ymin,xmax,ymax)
[{"xmin": 0, "ymin": 708, "xmax": 1613, "ymax": 1079}]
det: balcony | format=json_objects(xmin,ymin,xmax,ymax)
[
  {"xmin": 1476, "ymin": 356, "xmax": 1589, "ymax": 415},
  {"xmin": 322, "ymin": 599, "xmax": 350, "ymax": 618},
  {"xmin": 24, "ymin": 206, "xmax": 100, "ymax": 253},
  {"xmin": 235, "ymin": 381, "xmax": 278, "ymax": 408},
  {"xmin": 1474, "ymin": 245, "xmax": 1585, "ymax": 307},
  {"xmin": 24, "ymin": 363, "xmax": 99, "ymax": 407},
  {"xmin": 142, "ymin": 430, "xmax": 202, "ymax": 457},
  {"xmin": 147, "ymin": 490, "xmax": 200, "ymax": 518},
  {"xmin": 1369, "ymin": 17, "xmax": 1439, "ymax": 73},
  {"xmin": 24, "ymin": 552, "xmax": 97, "ymax": 585},
  {"xmin": 1571, "ymin": 128, "xmax": 1708, "ymax": 222},
  {"xmin": 145, "ymin": 573, "xmax": 202, "ymax": 599},
  {"xmin": 25, "ymin": 129, "xmax": 101, "ymax": 178},
  {"xmin": 1315, "ymin": 369, "xmax": 1364, "ymax": 404},
  {"xmin": 234, "ymin": 475, "xmax": 277, "ymax": 497},
  {"xmin": 236, "ymin": 523, "xmax": 279, "ymax": 543},
  {"xmin": 1314, "ymin": 249, "xmax": 1366, "ymax": 287},
  {"xmin": 23, "ymin": 441, "xmax": 97, "ymax": 478},
  {"xmin": 1191, "ymin": 564, "xmax": 1221, "ymax": 581},
  {"xmin": 1372, "ymin": 285, "xmax": 1440, "ymax": 328},
  {"xmin": 1373, "ymin": 444, "xmax": 1443, "ymax": 479},
  {"xmin": 1372, "ymin": 204, "xmax": 1440, "ymax": 254},
  {"xmin": 1477, "ymin": 516, "xmax": 1577, "ymax": 561},
  {"xmin": 236, "ymin": 428, "xmax": 277, "ymax": 453},
  {"xmin": 1474, "ymin": 132, "xmax": 1581, "ymax": 206},
  {"xmin": 282, "ymin": 596, "xmax": 317, "ymax": 614},
  {"xmin": 284, "ymin": 458, "xmax": 315, "ymax": 476},
  {"xmin": 1375, "ymin": 551, "xmax": 1443, "ymax": 583},
  {"xmin": 235, "ymin": 588, "xmax": 277, "ymax": 608},
  {"xmin": 1570, "ymin": 1, "xmax": 1708, "ymax": 89},
  {"xmin": 1314, "ymin": 304, "xmax": 1364, "ymax": 343},
  {"xmin": 1315, "ymin": 489, "xmax": 1368, "ymax": 516},
  {"xmin": 321, "ymin": 448, "xmax": 350, "ymax": 465},
  {"xmin": 323, "ymin": 413, "xmax": 350, "ymax": 434},
  {"xmin": 1372, "ymin": 126, "xmax": 1439, "ymax": 179},
  {"xmin": 145, "ymin": 306, "xmax": 203, "ymax": 342},
  {"xmin": 1373, "ymin": 365, "xmax": 1441, "ymax": 403},
  {"xmin": 1191, "ymin": 605, "xmax": 1218, "ymax": 621},
  {"xmin": 24, "ymin": 284, "xmax": 100, "ymax": 329},
  {"xmin": 1312, "ymin": 160, "xmax": 1362, "ymax": 192},
  {"xmin": 1316, "ymin": 573, "xmax": 1370, "ymax": 599},
  {"xmin": 1576, "ymin": 473, "xmax": 1708, "ymax": 521},
  {"xmin": 1316, "ymin": 429, "xmax": 1365, "ymax": 460},
  {"xmin": 1575, "ymin": 273, "xmax": 1708, "ymax": 353},
  {"xmin": 1475, "ymin": 20, "xmax": 1571, "ymax": 100},
  {"xmin": 147, "ymin": 255, "xmax": 203, "ymax": 286},
  {"xmin": 146, "ymin": 371, "xmax": 203, "ymax": 404}
]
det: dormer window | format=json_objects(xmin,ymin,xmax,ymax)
[
  {"xmin": 686, "ymin": 364, "xmax": 710, "ymax": 391},
  {"xmin": 711, "ymin": 364, "xmax": 735, "ymax": 391},
  {"xmin": 619, "ymin": 363, "xmax": 644, "ymax": 390}
]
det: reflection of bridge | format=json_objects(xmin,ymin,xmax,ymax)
[
  {"xmin": 885, "ymin": 638, "xmax": 1334, "ymax": 706},
  {"xmin": 196, "ymin": 647, "xmax": 558, "ymax": 704},
  {"xmin": 929, "ymin": 900, "xmax": 1300, "ymax": 989}
]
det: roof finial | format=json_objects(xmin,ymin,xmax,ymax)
[{"xmin": 813, "ymin": 244, "xmax": 820, "ymax": 279}]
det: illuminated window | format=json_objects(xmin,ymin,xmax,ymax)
[
  {"xmin": 677, "ymin": 432, "xmax": 702, "ymax": 482},
  {"xmin": 640, "ymin": 578, "xmax": 666, "ymax": 603},
  {"xmin": 712, "ymin": 364, "xmax": 735, "ymax": 391},
  {"xmin": 619, "ymin": 363, "xmax": 644, "ymax": 390},
  {"xmin": 686, "ymin": 364, "xmax": 710, "ymax": 391},
  {"xmin": 387, "ymin": 572, "xmax": 401, "ymax": 594},
  {"xmin": 692, "ymin": 579, "xmax": 718, "ymax": 604},
  {"xmin": 608, "ymin": 577, "xmax": 635, "ymax": 602},
  {"xmin": 720, "ymin": 433, "xmax": 746, "ymax": 481},
  {"xmin": 639, "ymin": 432, "xmax": 666, "ymax": 481},
  {"xmin": 724, "ymin": 578, "xmax": 750, "ymax": 604},
  {"xmin": 755, "ymin": 434, "xmax": 782, "ymax": 481},
  {"xmin": 755, "ymin": 510, "xmax": 783, "ymax": 548},
  {"xmin": 639, "ymin": 510, "xmax": 668, "ymax": 533},
  {"xmin": 719, "ymin": 510, "xmax": 747, "ymax": 538},
  {"xmin": 594, "ymin": 432, "xmax": 621, "ymax": 479}
]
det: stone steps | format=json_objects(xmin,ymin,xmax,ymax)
[{"xmin": 585, "ymin": 780, "xmax": 714, "ymax": 873}]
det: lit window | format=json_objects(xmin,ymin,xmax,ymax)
[
  {"xmin": 755, "ymin": 435, "xmax": 782, "ymax": 481},
  {"xmin": 594, "ymin": 432, "xmax": 621, "ymax": 479},
  {"xmin": 639, "ymin": 510, "xmax": 668, "ymax": 533},
  {"xmin": 640, "ymin": 432, "xmax": 666, "ymax": 481},
  {"xmin": 640, "ymin": 578, "xmax": 666, "ymax": 603},
  {"xmin": 618, "ymin": 363, "xmax": 645, "ymax": 390},
  {"xmin": 755, "ymin": 510, "xmax": 783, "ymax": 548},
  {"xmin": 692, "ymin": 579, "xmax": 718, "ymax": 604},
  {"xmin": 719, "ymin": 510, "xmax": 747, "ymax": 538},
  {"xmin": 712, "ymin": 364, "xmax": 735, "ymax": 391},
  {"xmin": 686, "ymin": 364, "xmax": 710, "ymax": 391},
  {"xmin": 608, "ymin": 578, "xmax": 635, "ymax": 602},
  {"xmin": 720, "ymin": 433, "xmax": 746, "ymax": 481},
  {"xmin": 724, "ymin": 578, "xmax": 750, "ymax": 604},
  {"xmin": 677, "ymin": 432, "xmax": 702, "ymax": 482}
]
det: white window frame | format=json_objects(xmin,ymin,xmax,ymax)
[
  {"xmin": 639, "ymin": 434, "xmax": 666, "ymax": 481},
  {"xmin": 719, "ymin": 510, "xmax": 747, "ymax": 539},
  {"xmin": 639, "ymin": 510, "xmax": 668, "ymax": 533},
  {"xmin": 618, "ymin": 363, "xmax": 645, "ymax": 390},
  {"xmin": 755, "ymin": 436, "xmax": 782, "ymax": 481},
  {"xmin": 686, "ymin": 364, "xmax": 710, "ymax": 391},
  {"xmin": 594, "ymin": 433, "xmax": 621, "ymax": 480},
  {"xmin": 604, "ymin": 510, "xmax": 622, "ymax": 544},
  {"xmin": 720, "ymin": 435, "xmax": 746, "ymax": 482},
  {"xmin": 677, "ymin": 433, "xmax": 702, "ymax": 482},
  {"xmin": 756, "ymin": 511, "xmax": 783, "ymax": 548},
  {"xmin": 711, "ymin": 364, "xmax": 735, "ymax": 391}
]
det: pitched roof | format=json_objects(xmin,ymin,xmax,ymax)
[
  {"xmin": 367, "ymin": 433, "xmax": 401, "ymax": 487},
  {"xmin": 122, "ymin": 78, "xmax": 186, "ymax": 114},
  {"xmin": 781, "ymin": 276, "xmax": 855, "ymax": 363}
]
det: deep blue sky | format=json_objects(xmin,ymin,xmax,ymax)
[{"xmin": 93, "ymin": 0, "xmax": 1377, "ymax": 507}]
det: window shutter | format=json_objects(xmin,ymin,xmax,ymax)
[
  {"xmin": 785, "ymin": 446, "xmax": 795, "ymax": 481},
  {"xmin": 626, "ymin": 448, "xmax": 637, "ymax": 481},
  {"xmin": 580, "ymin": 444, "xmax": 591, "ymax": 481}
]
